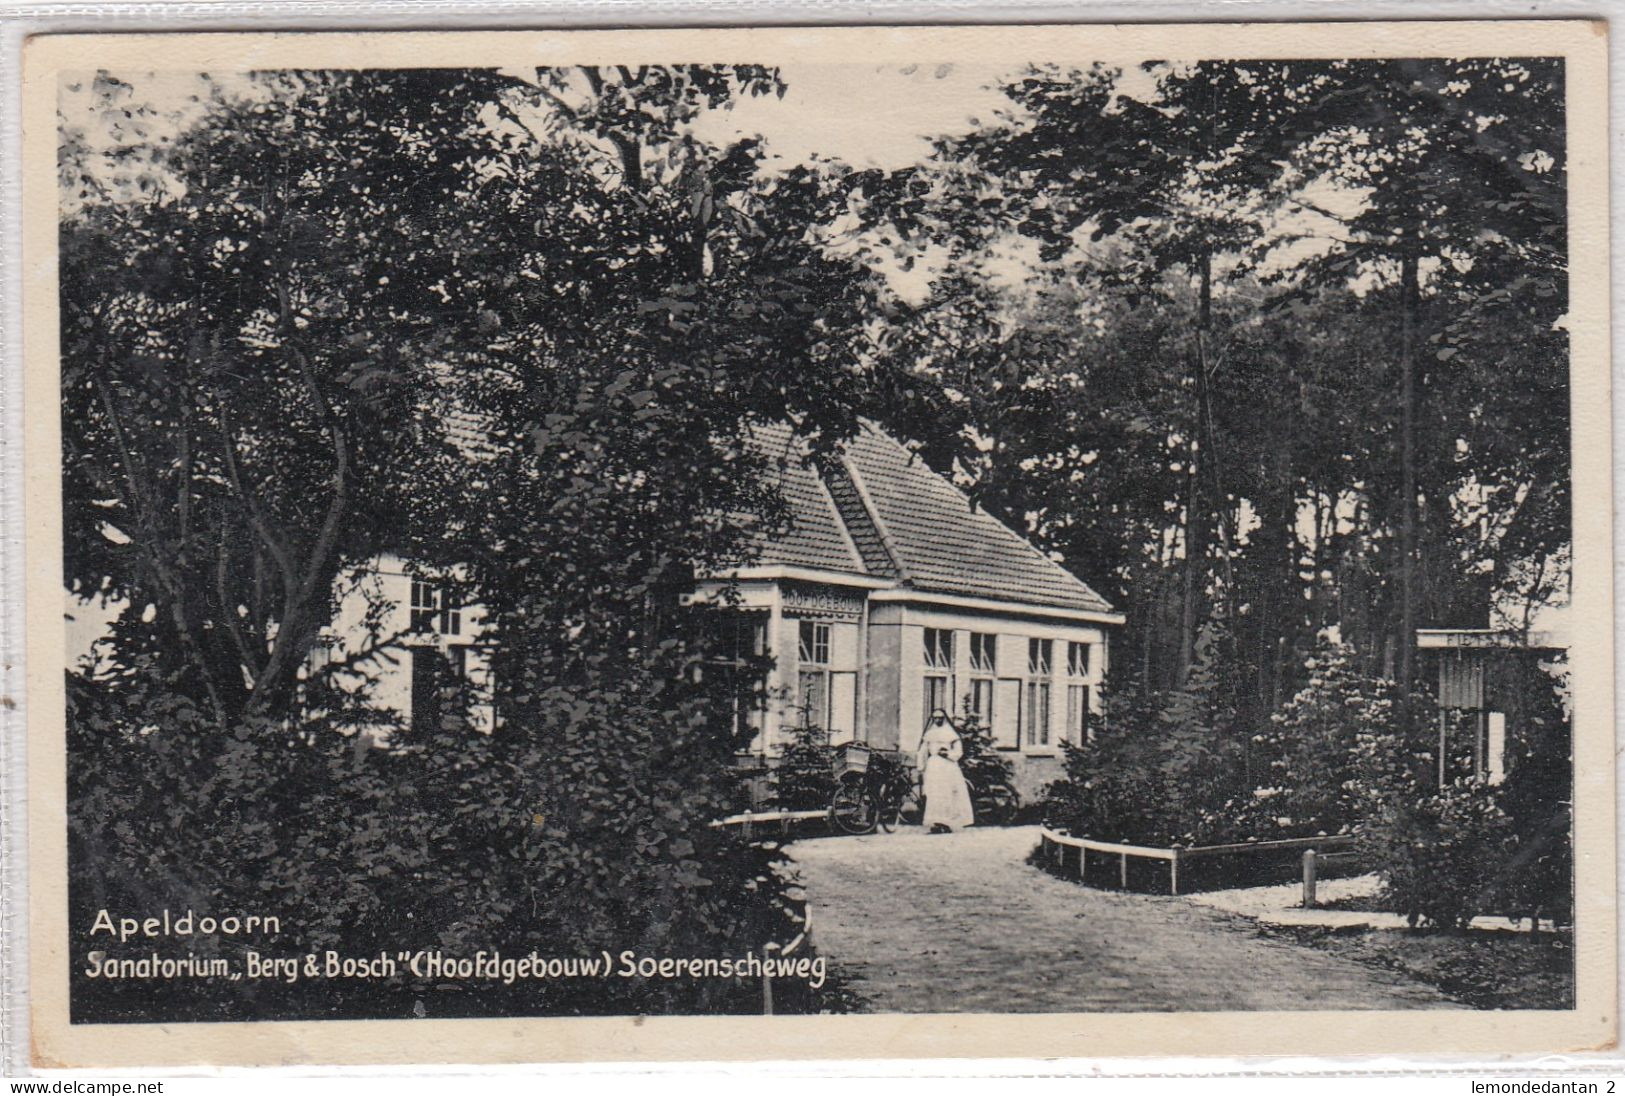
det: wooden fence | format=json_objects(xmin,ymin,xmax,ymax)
[
  {"xmin": 708, "ymin": 808, "xmax": 828, "ymax": 840},
  {"xmin": 760, "ymin": 902, "xmax": 813, "ymax": 1015},
  {"xmin": 1038, "ymin": 827, "xmax": 1358, "ymax": 895}
]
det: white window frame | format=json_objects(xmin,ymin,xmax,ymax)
[
  {"xmin": 1025, "ymin": 638, "xmax": 1054, "ymax": 751},
  {"xmin": 1067, "ymin": 640, "xmax": 1090, "ymax": 679},
  {"xmin": 410, "ymin": 579, "xmax": 461, "ymax": 635},
  {"xmin": 922, "ymin": 628, "xmax": 957, "ymax": 726},
  {"xmin": 1065, "ymin": 641, "xmax": 1091, "ymax": 744},
  {"xmin": 798, "ymin": 620, "xmax": 832, "ymax": 729},
  {"xmin": 1065, "ymin": 682, "xmax": 1091, "ymax": 745}
]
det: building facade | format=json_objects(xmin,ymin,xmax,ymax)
[
  {"xmin": 316, "ymin": 556, "xmax": 496, "ymax": 736},
  {"xmin": 1416, "ymin": 610, "xmax": 1570, "ymax": 787},
  {"xmin": 326, "ymin": 422, "xmax": 1121, "ymax": 801},
  {"xmin": 692, "ymin": 424, "xmax": 1122, "ymax": 800}
]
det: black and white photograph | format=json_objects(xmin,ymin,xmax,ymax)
[{"xmin": 19, "ymin": 21, "xmax": 1614, "ymax": 1067}]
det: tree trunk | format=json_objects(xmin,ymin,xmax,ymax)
[
  {"xmin": 1177, "ymin": 252, "xmax": 1214, "ymax": 682},
  {"xmin": 1397, "ymin": 249, "xmax": 1420, "ymax": 692}
]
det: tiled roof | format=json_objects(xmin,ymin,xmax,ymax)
[
  {"xmin": 435, "ymin": 408, "xmax": 1114, "ymax": 617},
  {"xmin": 744, "ymin": 424, "xmax": 868, "ymax": 577},
  {"xmin": 746, "ymin": 422, "xmax": 1115, "ymax": 617},
  {"xmin": 821, "ymin": 459, "xmax": 899, "ymax": 578}
]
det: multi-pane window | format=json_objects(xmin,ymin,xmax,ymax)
[
  {"xmin": 799, "ymin": 620, "xmax": 831, "ymax": 665},
  {"xmin": 969, "ymin": 632, "xmax": 997, "ymax": 727},
  {"xmin": 410, "ymin": 579, "xmax": 437, "ymax": 632},
  {"xmin": 970, "ymin": 679, "xmax": 995, "ymax": 727},
  {"xmin": 1066, "ymin": 684, "xmax": 1091, "ymax": 744},
  {"xmin": 698, "ymin": 611, "xmax": 768, "ymax": 741},
  {"xmin": 798, "ymin": 621, "xmax": 831, "ymax": 729},
  {"xmin": 923, "ymin": 675, "xmax": 951, "ymax": 726},
  {"xmin": 1025, "ymin": 638, "xmax": 1053, "ymax": 748},
  {"xmin": 923, "ymin": 628, "xmax": 955, "ymax": 726},
  {"xmin": 1065, "ymin": 641, "xmax": 1091, "ymax": 743},
  {"xmin": 970, "ymin": 633, "xmax": 996, "ymax": 673},
  {"xmin": 1028, "ymin": 638, "xmax": 1052, "ymax": 676},
  {"xmin": 410, "ymin": 646, "xmax": 466, "ymax": 731},
  {"xmin": 1025, "ymin": 681, "xmax": 1052, "ymax": 747},
  {"xmin": 410, "ymin": 580, "xmax": 461, "ymax": 635}
]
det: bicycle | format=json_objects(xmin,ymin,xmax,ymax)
[
  {"xmin": 827, "ymin": 744, "xmax": 919, "ymax": 835},
  {"xmin": 827, "ymin": 742, "xmax": 1020, "ymax": 833}
]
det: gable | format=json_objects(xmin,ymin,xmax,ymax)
[
  {"xmin": 744, "ymin": 422, "xmax": 1115, "ymax": 617},
  {"xmin": 742, "ymin": 423, "xmax": 869, "ymax": 577},
  {"xmin": 840, "ymin": 427, "xmax": 1115, "ymax": 615}
]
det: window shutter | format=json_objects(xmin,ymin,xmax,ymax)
[{"xmin": 992, "ymin": 678, "xmax": 1021, "ymax": 749}]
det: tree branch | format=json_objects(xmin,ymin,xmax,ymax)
[
  {"xmin": 217, "ymin": 527, "xmax": 261, "ymax": 682},
  {"xmin": 216, "ymin": 404, "xmax": 298, "ymax": 591}
]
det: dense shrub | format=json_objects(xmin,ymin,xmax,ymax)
[
  {"xmin": 1039, "ymin": 623, "xmax": 1251, "ymax": 846},
  {"xmin": 954, "ymin": 710, "xmax": 1018, "ymax": 814},
  {"xmin": 1351, "ymin": 655, "xmax": 1573, "ymax": 929},
  {"xmin": 63, "ymin": 63, "xmax": 914, "ymax": 1025},
  {"xmin": 1241, "ymin": 637, "xmax": 1405, "ymax": 838},
  {"xmin": 68, "ymin": 648, "xmax": 800, "ymax": 1021},
  {"xmin": 1493, "ymin": 663, "xmax": 1574, "ymax": 927},
  {"xmin": 769, "ymin": 723, "xmax": 838, "ymax": 810},
  {"xmin": 1358, "ymin": 779, "xmax": 1516, "ymax": 929},
  {"xmin": 1036, "ymin": 624, "xmax": 1574, "ymax": 925}
]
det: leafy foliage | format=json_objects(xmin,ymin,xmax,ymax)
[
  {"xmin": 1040, "ymin": 624, "xmax": 1254, "ymax": 846},
  {"xmin": 1492, "ymin": 664, "xmax": 1574, "ymax": 926},
  {"xmin": 1349, "ymin": 654, "xmax": 1573, "ymax": 929},
  {"xmin": 1358, "ymin": 780, "xmax": 1517, "ymax": 931},
  {"xmin": 850, "ymin": 58, "xmax": 1569, "ymax": 711},
  {"xmin": 61, "ymin": 57, "xmax": 1574, "ymax": 1012},
  {"xmin": 952, "ymin": 711, "xmax": 1018, "ymax": 814},
  {"xmin": 769, "ymin": 724, "xmax": 838, "ymax": 812},
  {"xmin": 1243, "ymin": 636, "xmax": 1406, "ymax": 837},
  {"xmin": 62, "ymin": 64, "xmax": 911, "ymax": 1020}
]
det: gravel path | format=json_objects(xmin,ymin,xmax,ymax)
[{"xmin": 786, "ymin": 825, "xmax": 1453, "ymax": 1013}]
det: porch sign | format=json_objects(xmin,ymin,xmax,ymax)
[{"xmin": 781, "ymin": 584, "xmax": 865, "ymax": 621}]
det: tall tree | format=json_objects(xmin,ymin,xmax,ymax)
[
  {"xmin": 61, "ymin": 70, "xmax": 507, "ymax": 724},
  {"xmin": 845, "ymin": 58, "xmax": 1570, "ymax": 709}
]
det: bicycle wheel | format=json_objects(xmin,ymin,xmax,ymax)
[
  {"xmin": 829, "ymin": 775, "xmax": 877, "ymax": 835},
  {"xmin": 877, "ymin": 783, "xmax": 918, "ymax": 833}
]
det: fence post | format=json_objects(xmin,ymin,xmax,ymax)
[
  {"xmin": 1169, "ymin": 849, "xmax": 1181, "ymax": 896},
  {"xmin": 1054, "ymin": 837, "xmax": 1064, "ymax": 869},
  {"xmin": 1078, "ymin": 847, "xmax": 1087, "ymax": 884},
  {"xmin": 761, "ymin": 942, "xmax": 778, "ymax": 1015},
  {"xmin": 1302, "ymin": 849, "xmax": 1318, "ymax": 908},
  {"xmin": 1119, "ymin": 851, "xmax": 1128, "ymax": 889}
]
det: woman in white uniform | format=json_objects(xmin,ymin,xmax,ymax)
[{"xmin": 916, "ymin": 709, "xmax": 975, "ymax": 833}]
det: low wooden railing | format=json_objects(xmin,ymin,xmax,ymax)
[
  {"xmin": 761, "ymin": 902, "xmax": 813, "ymax": 1015},
  {"xmin": 1038, "ymin": 827, "xmax": 1358, "ymax": 895},
  {"xmin": 709, "ymin": 808, "xmax": 828, "ymax": 840}
]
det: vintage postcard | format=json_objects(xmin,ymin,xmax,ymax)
[{"xmin": 18, "ymin": 20, "xmax": 1614, "ymax": 1068}]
